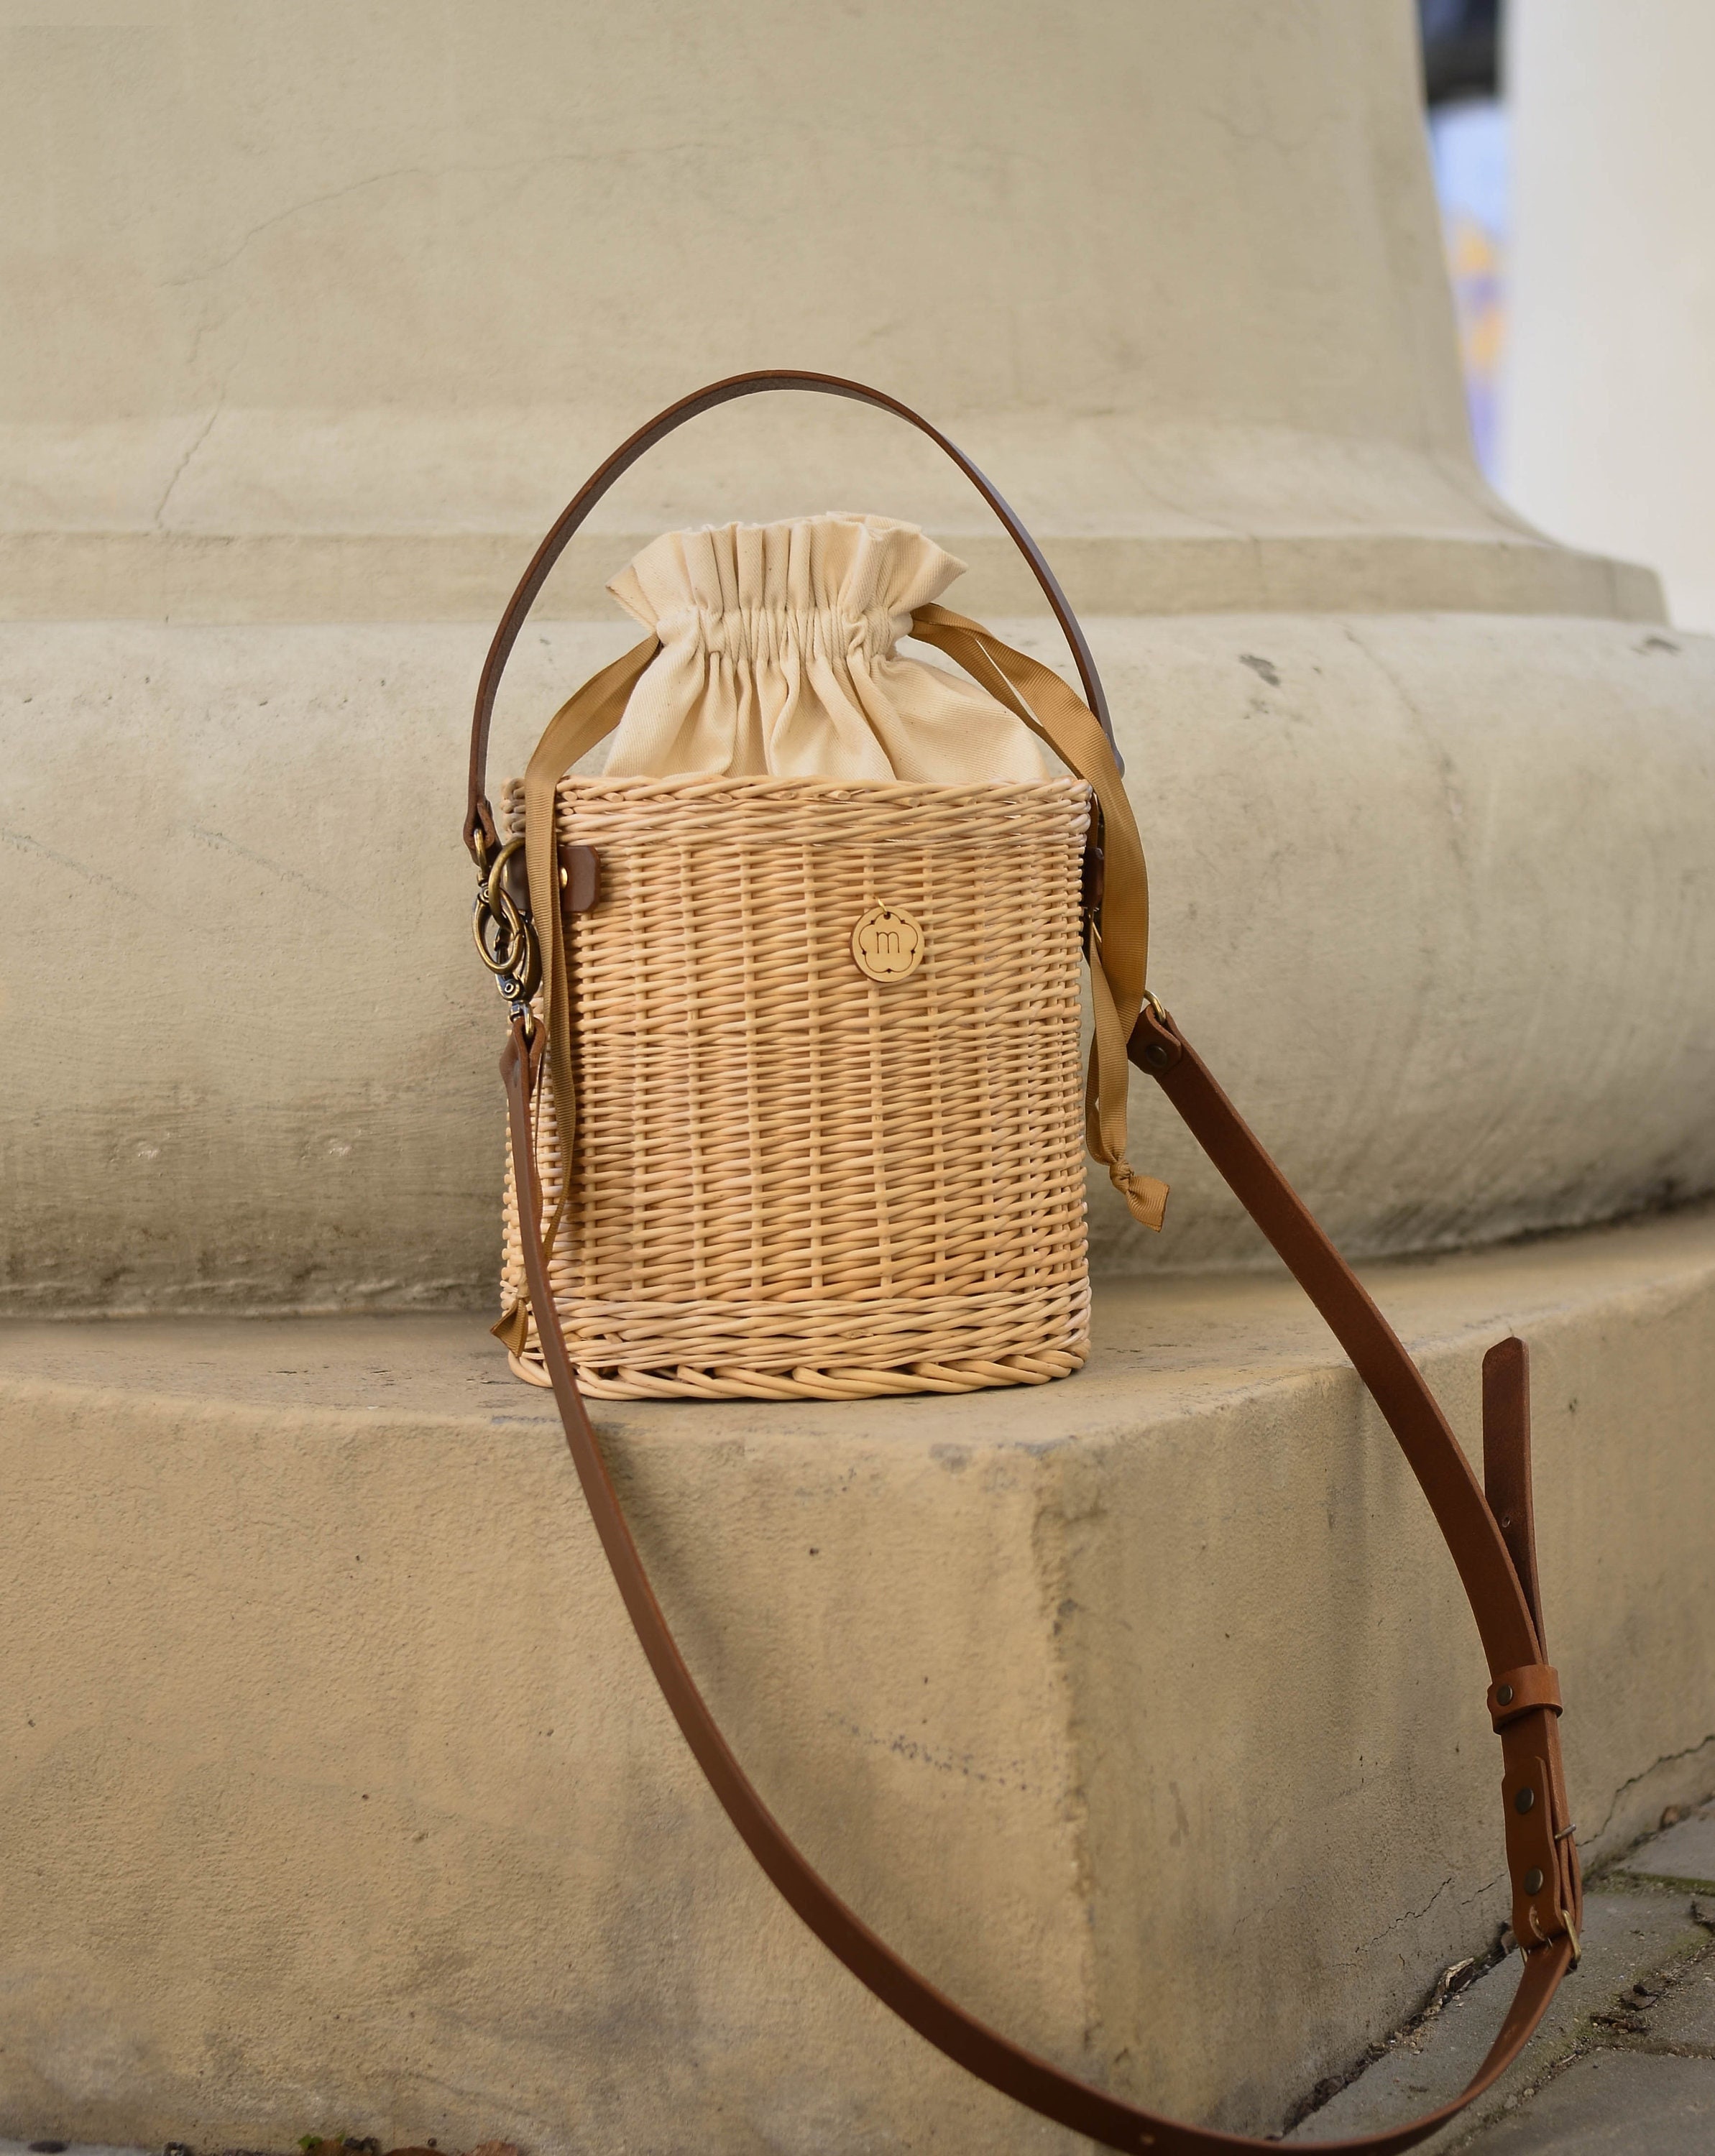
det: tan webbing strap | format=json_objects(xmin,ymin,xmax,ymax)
[
  {"xmin": 500, "ymin": 1002, "xmax": 1579, "ymax": 2155},
  {"xmin": 910, "ymin": 602, "xmax": 1167, "ymax": 1229}
]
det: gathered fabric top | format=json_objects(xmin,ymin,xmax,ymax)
[{"xmin": 602, "ymin": 512, "xmax": 1047, "ymax": 782}]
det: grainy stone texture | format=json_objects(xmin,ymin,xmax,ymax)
[
  {"xmin": 1650, "ymin": 1943, "xmax": 1715, "ymax": 2051},
  {"xmin": 1289, "ymin": 1889, "xmax": 1714, "ymax": 2145},
  {"xmin": 1618, "ymin": 1807, "xmax": 1715, "ymax": 1888},
  {"xmin": 1468, "ymin": 2053, "xmax": 1715, "ymax": 2155},
  {"xmin": 0, "ymin": 5, "xmax": 1636, "ymax": 617},
  {"xmin": 0, "ymin": 2145, "xmax": 142, "ymax": 2156}
]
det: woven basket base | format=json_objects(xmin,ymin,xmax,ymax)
[{"xmin": 507, "ymin": 1338, "xmax": 1089, "ymax": 1401}]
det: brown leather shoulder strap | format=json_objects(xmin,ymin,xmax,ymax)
[
  {"xmin": 1127, "ymin": 1001, "xmax": 1581, "ymax": 1984},
  {"xmin": 483, "ymin": 373, "xmax": 1577, "ymax": 2149},
  {"xmin": 499, "ymin": 994, "xmax": 1580, "ymax": 2155},
  {"xmin": 465, "ymin": 369, "xmax": 1121, "ymax": 861}
]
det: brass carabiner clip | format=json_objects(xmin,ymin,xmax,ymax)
[{"xmin": 472, "ymin": 832, "xmax": 541, "ymax": 1023}]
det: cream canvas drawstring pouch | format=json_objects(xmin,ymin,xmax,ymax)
[{"xmin": 601, "ymin": 512, "xmax": 1049, "ymax": 782}]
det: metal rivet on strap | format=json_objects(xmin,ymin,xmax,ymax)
[
  {"xmin": 1144, "ymin": 1043, "xmax": 1172, "ymax": 1070},
  {"xmin": 1515, "ymin": 1787, "xmax": 1536, "ymax": 1814},
  {"xmin": 1524, "ymin": 1867, "xmax": 1545, "ymax": 1895},
  {"xmin": 1496, "ymin": 1683, "xmax": 1515, "ymax": 1705}
]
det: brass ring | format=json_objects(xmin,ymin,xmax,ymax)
[
  {"xmin": 485, "ymin": 828, "xmax": 526, "ymax": 888},
  {"xmin": 474, "ymin": 836, "xmax": 528, "ymax": 948}
]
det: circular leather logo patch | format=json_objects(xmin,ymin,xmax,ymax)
[{"xmin": 851, "ymin": 903, "xmax": 924, "ymax": 982}]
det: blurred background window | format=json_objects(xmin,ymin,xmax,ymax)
[{"xmin": 1420, "ymin": 0, "xmax": 1507, "ymax": 479}]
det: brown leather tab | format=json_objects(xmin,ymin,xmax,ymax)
[
  {"xmin": 1129, "ymin": 1000, "xmax": 1183, "ymax": 1074},
  {"xmin": 1483, "ymin": 1337, "xmax": 1545, "ymax": 1651},
  {"xmin": 558, "ymin": 842, "xmax": 601, "ymax": 916},
  {"xmin": 1489, "ymin": 1662, "xmax": 1562, "ymax": 1730},
  {"xmin": 1479, "ymin": 1349, "xmax": 1577, "ymax": 1946}
]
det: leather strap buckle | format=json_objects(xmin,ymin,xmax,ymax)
[
  {"xmin": 1500, "ymin": 1705, "xmax": 1582, "ymax": 1959},
  {"xmin": 1131, "ymin": 993, "xmax": 1180, "ymax": 1073}
]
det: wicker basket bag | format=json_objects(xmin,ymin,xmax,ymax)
[
  {"xmin": 471, "ymin": 377, "xmax": 1167, "ymax": 1400},
  {"xmin": 465, "ymin": 384, "xmax": 1584, "ymax": 2151}
]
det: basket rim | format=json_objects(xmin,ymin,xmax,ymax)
[{"xmin": 503, "ymin": 770, "xmax": 1094, "ymax": 804}]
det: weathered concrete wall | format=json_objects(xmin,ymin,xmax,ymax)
[
  {"xmin": 4, "ymin": 1210, "xmax": 1713, "ymax": 2150},
  {"xmin": 0, "ymin": 1, "xmax": 1577, "ymax": 585},
  {"xmin": 4, "ymin": 0, "xmax": 1709, "ymax": 1314}
]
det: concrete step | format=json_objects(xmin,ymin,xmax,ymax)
[{"xmin": 4, "ymin": 1207, "xmax": 1714, "ymax": 2153}]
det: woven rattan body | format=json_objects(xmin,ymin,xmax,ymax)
[{"xmin": 500, "ymin": 771, "xmax": 1093, "ymax": 1399}]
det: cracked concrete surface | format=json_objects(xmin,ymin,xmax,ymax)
[
  {"xmin": 1291, "ymin": 1800, "xmax": 1715, "ymax": 2150},
  {"xmin": 150, "ymin": 400, "xmax": 225, "ymax": 527}
]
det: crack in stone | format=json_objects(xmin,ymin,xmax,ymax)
[
  {"xmin": 152, "ymin": 400, "xmax": 223, "ymax": 525},
  {"xmin": 1355, "ymin": 1872, "xmax": 1458, "ymax": 1958},
  {"xmin": 1586, "ymin": 1735, "xmax": 1715, "ymax": 1846},
  {"xmin": 186, "ymin": 823, "xmax": 341, "ymax": 904},
  {"xmin": 0, "ymin": 823, "xmax": 150, "ymax": 906},
  {"xmin": 159, "ymin": 165, "xmax": 435, "ymax": 286},
  {"xmin": 156, "ymin": 147, "xmax": 674, "ymax": 289}
]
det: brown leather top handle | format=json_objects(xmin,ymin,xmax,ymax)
[
  {"xmin": 481, "ymin": 377, "xmax": 1579, "ymax": 2150},
  {"xmin": 465, "ymin": 369, "xmax": 1120, "ymax": 862}
]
